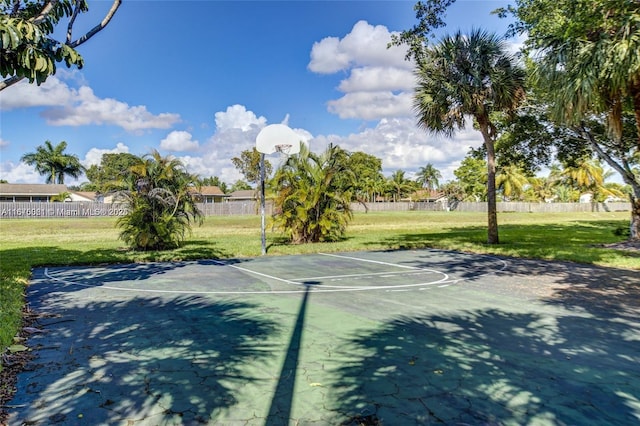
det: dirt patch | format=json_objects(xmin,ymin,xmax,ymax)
[{"xmin": 597, "ymin": 240, "xmax": 640, "ymax": 252}]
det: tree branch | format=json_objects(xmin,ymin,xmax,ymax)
[
  {"xmin": 68, "ymin": 0, "xmax": 121, "ymax": 48},
  {"xmin": 578, "ymin": 123, "xmax": 639, "ymax": 190},
  {"xmin": 0, "ymin": 75, "xmax": 25, "ymax": 91},
  {"xmin": 66, "ymin": 0, "xmax": 83, "ymax": 44},
  {"xmin": 33, "ymin": 0, "xmax": 58, "ymax": 24}
]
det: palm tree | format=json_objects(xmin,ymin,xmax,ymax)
[
  {"xmin": 272, "ymin": 144, "xmax": 355, "ymax": 244},
  {"xmin": 414, "ymin": 29, "xmax": 526, "ymax": 244},
  {"xmin": 21, "ymin": 140, "xmax": 84, "ymax": 184},
  {"xmin": 514, "ymin": 0, "xmax": 640, "ymax": 238},
  {"xmin": 388, "ymin": 170, "xmax": 415, "ymax": 202},
  {"xmin": 561, "ymin": 158, "xmax": 625, "ymax": 203},
  {"xmin": 496, "ymin": 164, "xmax": 530, "ymax": 201},
  {"xmin": 113, "ymin": 150, "xmax": 203, "ymax": 251},
  {"xmin": 416, "ymin": 163, "xmax": 442, "ymax": 191}
]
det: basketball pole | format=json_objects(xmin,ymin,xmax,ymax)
[{"xmin": 260, "ymin": 152, "xmax": 267, "ymax": 256}]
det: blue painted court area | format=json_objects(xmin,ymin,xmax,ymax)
[{"xmin": 7, "ymin": 249, "xmax": 640, "ymax": 425}]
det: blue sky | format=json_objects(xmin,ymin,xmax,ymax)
[{"xmin": 0, "ymin": 0, "xmax": 515, "ymax": 186}]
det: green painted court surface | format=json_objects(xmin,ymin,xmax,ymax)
[{"xmin": 8, "ymin": 249, "xmax": 640, "ymax": 425}]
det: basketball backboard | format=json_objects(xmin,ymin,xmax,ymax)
[{"xmin": 256, "ymin": 124, "xmax": 301, "ymax": 155}]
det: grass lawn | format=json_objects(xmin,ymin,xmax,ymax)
[{"xmin": 1, "ymin": 210, "xmax": 638, "ymax": 370}]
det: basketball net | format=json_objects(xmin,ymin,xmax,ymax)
[{"xmin": 274, "ymin": 144, "xmax": 293, "ymax": 157}]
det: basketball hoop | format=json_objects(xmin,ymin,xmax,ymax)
[
  {"xmin": 255, "ymin": 124, "xmax": 301, "ymax": 256},
  {"xmin": 275, "ymin": 144, "xmax": 293, "ymax": 157}
]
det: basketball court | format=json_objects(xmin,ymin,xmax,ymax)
[{"xmin": 7, "ymin": 249, "xmax": 640, "ymax": 425}]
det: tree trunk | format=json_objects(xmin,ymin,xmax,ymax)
[
  {"xmin": 480, "ymin": 124, "xmax": 499, "ymax": 244},
  {"xmin": 631, "ymin": 192, "xmax": 640, "ymax": 241}
]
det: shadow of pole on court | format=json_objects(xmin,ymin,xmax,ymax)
[{"xmin": 265, "ymin": 281, "xmax": 319, "ymax": 424}]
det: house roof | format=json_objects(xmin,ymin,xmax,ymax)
[
  {"xmin": 71, "ymin": 191, "xmax": 97, "ymax": 201},
  {"xmin": 197, "ymin": 186, "xmax": 229, "ymax": 197},
  {"xmin": 228, "ymin": 189, "xmax": 257, "ymax": 199},
  {"xmin": 0, "ymin": 183, "xmax": 68, "ymax": 196}
]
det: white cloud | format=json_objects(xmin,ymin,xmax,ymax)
[
  {"xmin": 310, "ymin": 117, "xmax": 482, "ymax": 182},
  {"xmin": 41, "ymin": 86, "xmax": 180, "ymax": 132},
  {"xmin": 338, "ymin": 67, "xmax": 415, "ymax": 93},
  {"xmin": 214, "ymin": 104, "xmax": 267, "ymax": 132},
  {"xmin": 160, "ymin": 131, "xmax": 199, "ymax": 152},
  {"xmin": 0, "ymin": 161, "xmax": 44, "ymax": 183},
  {"xmin": 327, "ymin": 91, "xmax": 413, "ymax": 120},
  {"xmin": 0, "ymin": 137, "xmax": 9, "ymax": 148},
  {"xmin": 0, "ymin": 77, "xmax": 75, "ymax": 110},
  {"xmin": 82, "ymin": 142, "xmax": 130, "ymax": 167},
  {"xmin": 0, "ymin": 76, "xmax": 181, "ymax": 132},
  {"xmin": 308, "ymin": 20, "xmax": 409, "ymax": 73},
  {"xmin": 309, "ymin": 21, "xmax": 414, "ymax": 122}
]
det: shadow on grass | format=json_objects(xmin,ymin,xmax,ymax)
[
  {"xmin": 368, "ymin": 220, "xmax": 639, "ymax": 265},
  {"xmin": 328, "ymin": 306, "xmax": 640, "ymax": 424},
  {"xmin": 9, "ymin": 295, "xmax": 280, "ymax": 424}
]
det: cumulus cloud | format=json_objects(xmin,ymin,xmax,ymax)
[
  {"xmin": 0, "ymin": 161, "xmax": 44, "ymax": 183},
  {"xmin": 214, "ymin": 104, "xmax": 267, "ymax": 132},
  {"xmin": 327, "ymin": 91, "xmax": 413, "ymax": 120},
  {"xmin": 338, "ymin": 67, "xmax": 415, "ymax": 93},
  {"xmin": 0, "ymin": 77, "xmax": 75, "ymax": 110},
  {"xmin": 0, "ymin": 76, "xmax": 181, "ymax": 132},
  {"xmin": 308, "ymin": 20, "xmax": 409, "ymax": 73},
  {"xmin": 0, "ymin": 137, "xmax": 9, "ymax": 148},
  {"xmin": 41, "ymin": 86, "xmax": 180, "ymax": 132},
  {"xmin": 82, "ymin": 142, "xmax": 131, "ymax": 167},
  {"xmin": 160, "ymin": 131, "xmax": 199, "ymax": 152},
  {"xmin": 308, "ymin": 20, "xmax": 414, "ymax": 122},
  {"xmin": 310, "ymin": 117, "xmax": 482, "ymax": 182}
]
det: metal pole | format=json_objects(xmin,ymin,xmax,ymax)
[{"xmin": 260, "ymin": 153, "xmax": 266, "ymax": 255}]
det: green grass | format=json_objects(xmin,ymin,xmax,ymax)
[{"xmin": 1, "ymin": 211, "xmax": 638, "ymax": 371}]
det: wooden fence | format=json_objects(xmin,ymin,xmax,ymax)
[{"xmin": 0, "ymin": 200, "xmax": 631, "ymax": 219}]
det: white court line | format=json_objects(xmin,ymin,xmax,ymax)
[
  {"xmin": 319, "ymin": 252, "xmax": 422, "ymax": 269},
  {"xmin": 42, "ymin": 251, "xmax": 508, "ymax": 295}
]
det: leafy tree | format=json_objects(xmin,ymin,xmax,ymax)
[
  {"xmin": 200, "ymin": 176, "xmax": 228, "ymax": 193},
  {"xmin": 231, "ymin": 148, "xmax": 272, "ymax": 186},
  {"xmin": 454, "ymin": 156, "xmax": 487, "ymax": 201},
  {"xmin": 1, "ymin": 0, "xmax": 121, "ymax": 90},
  {"xmin": 414, "ymin": 29, "xmax": 526, "ymax": 244},
  {"xmin": 50, "ymin": 191, "xmax": 70, "ymax": 202},
  {"xmin": 388, "ymin": 0, "xmax": 456, "ymax": 65},
  {"xmin": 271, "ymin": 144, "xmax": 355, "ymax": 244},
  {"xmin": 416, "ymin": 163, "xmax": 442, "ymax": 191},
  {"xmin": 440, "ymin": 180, "xmax": 465, "ymax": 206},
  {"xmin": 85, "ymin": 152, "xmax": 140, "ymax": 193},
  {"xmin": 560, "ymin": 157, "xmax": 624, "ymax": 202},
  {"xmin": 502, "ymin": 0, "xmax": 640, "ymax": 238},
  {"xmin": 21, "ymin": 140, "xmax": 84, "ymax": 184},
  {"xmin": 525, "ymin": 176, "xmax": 555, "ymax": 202},
  {"xmin": 230, "ymin": 180, "xmax": 252, "ymax": 192},
  {"xmin": 388, "ymin": 170, "xmax": 415, "ymax": 202},
  {"xmin": 496, "ymin": 164, "xmax": 530, "ymax": 201},
  {"xmin": 343, "ymin": 151, "xmax": 384, "ymax": 202},
  {"xmin": 113, "ymin": 150, "xmax": 203, "ymax": 251}
]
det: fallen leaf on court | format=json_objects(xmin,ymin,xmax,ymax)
[
  {"xmin": 23, "ymin": 327, "xmax": 45, "ymax": 334},
  {"xmin": 309, "ymin": 383, "xmax": 323, "ymax": 387},
  {"xmin": 8, "ymin": 345, "xmax": 28, "ymax": 353}
]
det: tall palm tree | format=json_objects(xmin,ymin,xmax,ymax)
[
  {"xmin": 416, "ymin": 163, "xmax": 442, "ymax": 191},
  {"xmin": 272, "ymin": 144, "xmax": 355, "ymax": 244},
  {"xmin": 21, "ymin": 140, "xmax": 84, "ymax": 184},
  {"xmin": 414, "ymin": 29, "xmax": 526, "ymax": 243},
  {"xmin": 496, "ymin": 164, "xmax": 530, "ymax": 201},
  {"xmin": 388, "ymin": 170, "xmax": 414, "ymax": 202},
  {"xmin": 113, "ymin": 150, "xmax": 203, "ymax": 251}
]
